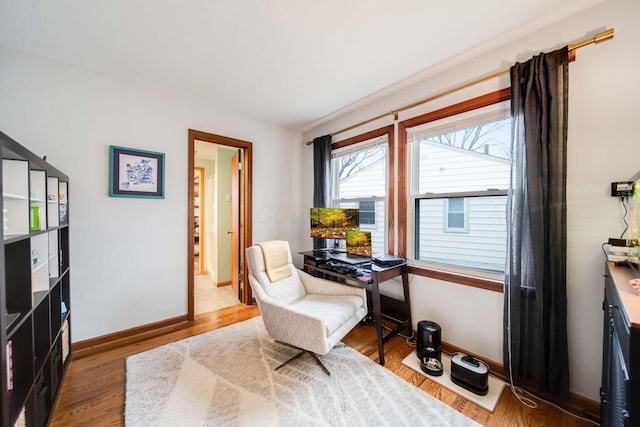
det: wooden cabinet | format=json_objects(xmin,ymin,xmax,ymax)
[
  {"xmin": 1, "ymin": 131, "xmax": 71, "ymax": 427},
  {"xmin": 602, "ymin": 262, "xmax": 640, "ymax": 427}
]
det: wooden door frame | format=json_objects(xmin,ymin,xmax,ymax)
[{"xmin": 188, "ymin": 129, "xmax": 253, "ymax": 321}]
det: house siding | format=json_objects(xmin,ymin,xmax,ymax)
[
  {"xmin": 335, "ymin": 150, "xmax": 387, "ymax": 254},
  {"xmin": 418, "ymin": 142, "xmax": 510, "ymax": 194},
  {"xmin": 417, "ymin": 196, "xmax": 507, "ymax": 271},
  {"xmin": 337, "ymin": 141, "xmax": 510, "ymax": 267}
]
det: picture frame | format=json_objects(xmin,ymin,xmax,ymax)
[{"xmin": 109, "ymin": 145, "xmax": 165, "ymax": 198}]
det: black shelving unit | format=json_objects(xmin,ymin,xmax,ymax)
[
  {"xmin": 1, "ymin": 131, "xmax": 71, "ymax": 427},
  {"xmin": 602, "ymin": 262, "xmax": 640, "ymax": 427}
]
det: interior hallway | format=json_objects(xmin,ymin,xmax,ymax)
[{"xmin": 194, "ymin": 273, "xmax": 239, "ymax": 314}]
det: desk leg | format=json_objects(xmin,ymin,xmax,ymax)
[
  {"xmin": 371, "ymin": 277, "xmax": 384, "ymax": 365},
  {"xmin": 401, "ymin": 266, "xmax": 412, "ymax": 337}
]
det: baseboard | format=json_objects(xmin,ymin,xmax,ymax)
[
  {"xmin": 217, "ymin": 280, "xmax": 231, "ymax": 288},
  {"xmin": 72, "ymin": 315, "xmax": 190, "ymax": 359},
  {"xmin": 439, "ymin": 341, "xmax": 600, "ymax": 423}
]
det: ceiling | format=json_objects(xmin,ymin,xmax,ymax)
[{"xmin": 0, "ymin": 0, "xmax": 603, "ymax": 131}]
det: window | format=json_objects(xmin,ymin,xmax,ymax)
[
  {"xmin": 359, "ymin": 201, "xmax": 376, "ymax": 225},
  {"xmin": 445, "ymin": 197, "xmax": 467, "ymax": 232},
  {"xmin": 407, "ymin": 97, "xmax": 511, "ymax": 274},
  {"xmin": 332, "ymin": 134, "xmax": 388, "ymax": 255}
]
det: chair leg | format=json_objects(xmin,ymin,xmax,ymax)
[
  {"xmin": 274, "ymin": 346, "xmax": 331, "ymax": 376},
  {"xmin": 307, "ymin": 352, "xmax": 331, "ymax": 376},
  {"xmin": 275, "ymin": 350, "xmax": 306, "ymax": 371}
]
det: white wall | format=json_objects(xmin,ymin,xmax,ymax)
[
  {"xmin": 0, "ymin": 46, "xmax": 304, "ymax": 342},
  {"xmin": 303, "ymin": 0, "xmax": 640, "ymax": 402}
]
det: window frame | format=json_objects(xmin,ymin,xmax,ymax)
[
  {"xmin": 398, "ymin": 88, "xmax": 511, "ymax": 292},
  {"xmin": 331, "ymin": 125, "xmax": 395, "ymax": 255}
]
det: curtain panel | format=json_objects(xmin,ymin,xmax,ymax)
[
  {"xmin": 313, "ymin": 135, "xmax": 332, "ymax": 208},
  {"xmin": 504, "ymin": 47, "xmax": 570, "ymax": 398},
  {"xmin": 313, "ymin": 135, "xmax": 332, "ymax": 249}
]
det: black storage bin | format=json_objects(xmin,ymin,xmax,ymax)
[{"xmin": 450, "ymin": 353, "xmax": 489, "ymax": 396}]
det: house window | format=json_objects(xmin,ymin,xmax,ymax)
[
  {"xmin": 408, "ymin": 98, "xmax": 511, "ymax": 273},
  {"xmin": 359, "ymin": 201, "xmax": 376, "ymax": 225},
  {"xmin": 445, "ymin": 197, "xmax": 467, "ymax": 232},
  {"xmin": 332, "ymin": 135, "xmax": 387, "ymax": 254}
]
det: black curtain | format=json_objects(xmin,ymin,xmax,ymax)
[
  {"xmin": 504, "ymin": 47, "xmax": 570, "ymax": 398},
  {"xmin": 313, "ymin": 135, "xmax": 332, "ymax": 249}
]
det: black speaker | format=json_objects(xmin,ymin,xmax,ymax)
[{"xmin": 416, "ymin": 320, "xmax": 443, "ymax": 376}]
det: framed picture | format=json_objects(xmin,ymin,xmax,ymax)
[{"xmin": 109, "ymin": 145, "xmax": 165, "ymax": 198}]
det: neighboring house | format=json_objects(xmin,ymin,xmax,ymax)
[
  {"xmin": 338, "ymin": 141, "xmax": 510, "ymax": 271},
  {"xmin": 334, "ymin": 148, "xmax": 387, "ymax": 254},
  {"xmin": 416, "ymin": 141, "xmax": 510, "ymax": 272}
]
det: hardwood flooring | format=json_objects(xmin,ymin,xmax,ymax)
[{"xmin": 50, "ymin": 304, "xmax": 597, "ymax": 426}]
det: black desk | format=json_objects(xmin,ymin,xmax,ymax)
[{"xmin": 300, "ymin": 251, "xmax": 412, "ymax": 365}]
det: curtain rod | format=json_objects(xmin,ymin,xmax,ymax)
[{"xmin": 305, "ymin": 28, "xmax": 614, "ymax": 146}]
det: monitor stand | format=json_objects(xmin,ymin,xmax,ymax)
[
  {"xmin": 330, "ymin": 238, "xmax": 345, "ymax": 254},
  {"xmin": 312, "ymin": 239, "xmax": 345, "ymax": 254}
]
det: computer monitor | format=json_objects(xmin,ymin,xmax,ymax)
[
  {"xmin": 310, "ymin": 207, "xmax": 359, "ymax": 239},
  {"xmin": 346, "ymin": 230, "xmax": 372, "ymax": 257},
  {"xmin": 310, "ymin": 207, "xmax": 360, "ymax": 252}
]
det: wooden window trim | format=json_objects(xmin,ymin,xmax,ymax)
[
  {"xmin": 408, "ymin": 264, "xmax": 503, "ymax": 293},
  {"xmin": 398, "ymin": 89, "xmax": 511, "ymax": 290}
]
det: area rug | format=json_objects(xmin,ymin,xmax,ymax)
[
  {"xmin": 126, "ymin": 317, "xmax": 481, "ymax": 426},
  {"xmin": 402, "ymin": 353, "xmax": 505, "ymax": 412}
]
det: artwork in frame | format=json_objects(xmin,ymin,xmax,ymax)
[{"xmin": 109, "ymin": 145, "xmax": 165, "ymax": 198}]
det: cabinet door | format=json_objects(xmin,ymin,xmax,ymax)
[{"xmin": 607, "ymin": 330, "xmax": 630, "ymax": 426}]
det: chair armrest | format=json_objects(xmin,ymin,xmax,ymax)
[{"xmin": 298, "ymin": 268, "xmax": 366, "ymax": 299}]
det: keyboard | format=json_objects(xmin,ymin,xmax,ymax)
[
  {"xmin": 319, "ymin": 261, "xmax": 373, "ymax": 283},
  {"xmin": 325, "ymin": 261, "xmax": 358, "ymax": 275}
]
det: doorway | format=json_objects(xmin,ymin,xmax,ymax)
[{"xmin": 188, "ymin": 129, "xmax": 253, "ymax": 321}]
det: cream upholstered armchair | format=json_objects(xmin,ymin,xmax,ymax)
[{"xmin": 245, "ymin": 241, "xmax": 367, "ymax": 375}]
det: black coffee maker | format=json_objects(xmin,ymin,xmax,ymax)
[{"xmin": 416, "ymin": 320, "xmax": 443, "ymax": 376}]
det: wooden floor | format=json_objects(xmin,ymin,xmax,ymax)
[{"xmin": 50, "ymin": 304, "xmax": 597, "ymax": 426}]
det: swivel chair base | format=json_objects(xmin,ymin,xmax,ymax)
[{"xmin": 275, "ymin": 343, "xmax": 331, "ymax": 376}]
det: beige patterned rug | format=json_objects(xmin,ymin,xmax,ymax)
[{"xmin": 125, "ymin": 317, "xmax": 481, "ymax": 426}]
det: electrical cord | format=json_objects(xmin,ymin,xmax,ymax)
[
  {"xmin": 620, "ymin": 196, "xmax": 629, "ymax": 239},
  {"xmin": 602, "ymin": 242, "xmax": 609, "ymax": 258},
  {"xmin": 380, "ymin": 320, "xmax": 416, "ymax": 346},
  {"xmin": 508, "ymin": 385, "xmax": 599, "ymax": 425},
  {"xmin": 506, "ymin": 277, "xmax": 538, "ymax": 408},
  {"xmin": 506, "ymin": 273, "xmax": 599, "ymax": 425}
]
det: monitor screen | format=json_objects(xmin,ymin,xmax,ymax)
[
  {"xmin": 310, "ymin": 208, "xmax": 359, "ymax": 239},
  {"xmin": 346, "ymin": 230, "xmax": 372, "ymax": 257}
]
